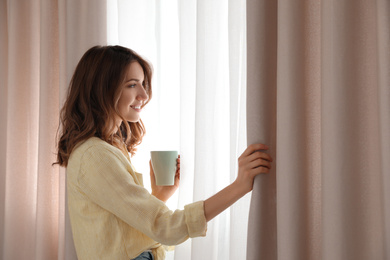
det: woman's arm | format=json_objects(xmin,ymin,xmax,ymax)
[
  {"xmin": 149, "ymin": 143, "xmax": 273, "ymax": 221},
  {"xmin": 204, "ymin": 143, "xmax": 273, "ymax": 221}
]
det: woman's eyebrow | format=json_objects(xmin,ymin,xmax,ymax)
[{"xmin": 125, "ymin": 78, "xmax": 140, "ymax": 82}]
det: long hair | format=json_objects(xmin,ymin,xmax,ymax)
[{"xmin": 55, "ymin": 45, "xmax": 153, "ymax": 167}]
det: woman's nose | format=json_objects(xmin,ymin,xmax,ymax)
[{"xmin": 137, "ymin": 87, "xmax": 149, "ymax": 101}]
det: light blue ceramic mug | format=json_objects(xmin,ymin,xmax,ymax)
[{"xmin": 150, "ymin": 151, "xmax": 178, "ymax": 186}]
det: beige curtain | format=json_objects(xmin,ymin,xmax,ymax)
[
  {"xmin": 246, "ymin": 0, "xmax": 390, "ymax": 259},
  {"xmin": 0, "ymin": 0, "xmax": 106, "ymax": 259}
]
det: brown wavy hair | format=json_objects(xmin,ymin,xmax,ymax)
[{"xmin": 55, "ymin": 45, "xmax": 153, "ymax": 167}]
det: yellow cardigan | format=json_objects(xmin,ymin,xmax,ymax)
[{"xmin": 67, "ymin": 137, "xmax": 207, "ymax": 260}]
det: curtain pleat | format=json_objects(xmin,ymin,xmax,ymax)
[
  {"xmin": 3, "ymin": 1, "xmax": 41, "ymax": 258},
  {"xmin": 176, "ymin": 2, "xmax": 197, "ymax": 258},
  {"xmin": 246, "ymin": 0, "xmax": 390, "ymax": 259},
  {"xmin": 276, "ymin": 1, "xmax": 322, "ymax": 259},
  {"xmin": 35, "ymin": 1, "xmax": 60, "ymax": 259},
  {"xmin": 246, "ymin": 1, "xmax": 278, "ymax": 259},
  {"xmin": 321, "ymin": 0, "xmax": 386, "ymax": 259},
  {"xmin": 227, "ymin": 0, "xmax": 249, "ymax": 258},
  {"xmin": 377, "ymin": 1, "xmax": 390, "ymax": 259},
  {"xmin": 0, "ymin": 0, "xmax": 8, "ymax": 256}
]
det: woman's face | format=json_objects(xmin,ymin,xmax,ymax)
[{"xmin": 116, "ymin": 62, "xmax": 149, "ymax": 125}]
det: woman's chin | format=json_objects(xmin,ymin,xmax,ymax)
[{"xmin": 125, "ymin": 117, "xmax": 141, "ymax": 123}]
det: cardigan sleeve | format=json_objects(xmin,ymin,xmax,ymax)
[{"xmin": 77, "ymin": 144, "xmax": 207, "ymax": 245}]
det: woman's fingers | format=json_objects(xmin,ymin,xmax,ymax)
[
  {"xmin": 247, "ymin": 150, "xmax": 273, "ymax": 163},
  {"xmin": 248, "ymin": 158, "xmax": 272, "ymax": 170},
  {"xmin": 176, "ymin": 155, "xmax": 181, "ymax": 180},
  {"xmin": 238, "ymin": 145, "xmax": 273, "ymax": 176},
  {"xmin": 242, "ymin": 159, "xmax": 271, "ymax": 177},
  {"xmin": 240, "ymin": 143, "xmax": 269, "ymax": 158},
  {"xmin": 239, "ymin": 149, "xmax": 273, "ymax": 167},
  {"xmin": 149, "ymin": 160, "xmax": 154, "ymax": 175},
  {"xmin": 176, "ymin": 156, "xmax": 180, "ymax": 174},
  {"xmin": 235, "ymin": 145, "xmax": 273, "ymax": 194},
  {"xmin": 149, "ymin": 160, "xmax": 157, "ymax": 185},
  {"xmin": 252, "ymin": 166, "xmax": 270, "ymax": 175}
]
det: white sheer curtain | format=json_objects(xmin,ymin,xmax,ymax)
[{"xmin": 108, "ymin": 0, "xmax": 248, "ymax": 259}]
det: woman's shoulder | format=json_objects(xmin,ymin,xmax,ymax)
[
  {"xmin": 70, "ymin": 137, "xmax": 122, "ymax": 163},
  {"xmin": 68, "ymin": 137, "xmax": 140, "ymax": 185},
  {"xmin": 78, "ymin": 136, "xmax": 111, "ymax": 149},
  {"xmin": 68, "ymin": 137, "xmax": 131, "ymax": 175}
]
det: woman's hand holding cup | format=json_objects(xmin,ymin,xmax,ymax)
[{"xmin": 150, "ymin": 151, "xmax": 180, "ymax": 202}]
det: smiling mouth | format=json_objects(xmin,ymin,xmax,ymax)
[{"xmin": 130, "ymin": 105, "xmax": 142, "ymax": 112}]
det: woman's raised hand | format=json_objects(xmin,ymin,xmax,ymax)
[
  {"xmin": 204, "ymin": 144, "xmax": 273, "ymax": 221},
  {"xmin": 233, "ymin": 143, "xmax": 273, "ymax": 195}
]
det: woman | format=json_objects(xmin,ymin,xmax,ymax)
[{"xmin": 56, "ymin": 45, "xmax": 273, "ymax": 260}]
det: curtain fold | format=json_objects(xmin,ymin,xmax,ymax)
[
  {"xmin": 246, "ymin": 0, "xmax": 390, "ymax": 259},
  {"xmin": 36, "ymin": 1, "xmax": 60, "ymax": 259},
  {"xmin": 246, "ymin": 1, "xmax": 278, "ymax": 259},
  {"xmin": 191, "ymin": 0, "xmax": 233, "ymax": 259},
  {"xmin": 2, "ymin": 1, "xmax": 48, "ymax": 258},
  {"xmin": 321, "ymin": 0, "xmax": 388, "ymax": 258},
  {"xmin": 377, "ymin": 1, "xmax": 390, "ymax": 258},
  {"xmin": 177, "ymin": 0, "xmax": 248, "ymax": 259},
  {"xmin": 0, "ymin": 0, "xmax": 8, "ymax": 256}
]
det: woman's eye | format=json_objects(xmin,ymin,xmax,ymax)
[{"xmin": 128, "ymin": 84, "xmax": 136, "ymax": 88}]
